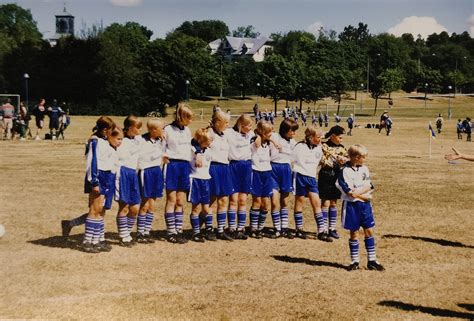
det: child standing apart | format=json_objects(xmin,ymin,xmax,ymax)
[
  {"xmin": 456, "ymin": 119, "xmax": 464, "ymax": 140},
  {"xmin": 116, "ymin": 116, "xmax": 143, "ymax": 246},
  {"xmin": 163, "ymin": 103, "xmax": 193, "ymax": 243},
  {"xmin": 292, "ymin": 126, "xmax": 329, "ymax": 241},
  {"xmin": 208, "ymin": 111, "xmax": 234, "ymax": 241},
  {"xmin": 269, "ymin": 119, "xmax": 298, "ymax": 238},
  {"xmin": 189, "ymin": 128, "xmax": 214, "ymax": 242},
  {"xmin": 249, "ymin": 121, "xmax": 274, "ymax": 238},
  {"xmin": 227, "ymin": 114, "xmax": 253, "ymax": 239},
  {"xmin": 336, "ymin": 144, "xmax": 385, "ymax": 271},
  {"xmin": 138, "ymin": 119, "xmax": 166, "ymax": 244},
  {"xmin": 82, "ymin": 126, "xmax": 123, "ymax": 252}
]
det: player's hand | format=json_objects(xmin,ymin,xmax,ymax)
[
  {"xmin": 195, "ymin": 154, "xmax": 203, "ymax": 167},
  {"xmin": 162, "ymin": 155, "xmax": 170, "ymax": 164},
  {"xmin": 336, "ymin": 155, "xmax": 348, "ymax": 165},
  {"xmin": 92, "ymin": 186, "xmax": 100, "ymax": 195}
]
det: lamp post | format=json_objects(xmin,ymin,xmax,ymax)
[
  {"xmin": 424, "ymin": 83, "xmax": 428, "ymax": 108},
  {"xmin": 448, "ymin": 85, "xmax": 452, "ymax": 120},
  {"xmin": 360, "ymin": 83, "xmax": 364, "ymax": 109},
  {"xmin": 219, "ymin": 57, "xmax": 223, "ymax": 98},
  {"xmin": 239, "ymin": 83, "xmax": 243, "ymax": 99},
  {"xmin": 185, "ymin": 80, "xmax": 190, "ymax": 101},
  {"xmin": 24, "ymin": 73, "xmax": 30, "ymax": 109},
  {"xmin": 256, "ymin": 82, "xmax": 260, "ymax": 106}
]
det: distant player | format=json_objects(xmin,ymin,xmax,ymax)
[
  {"xmin": 456, "ymin": 119, "xmax": 464, "ymax": 140},
  {"xmin": 336, "ymin": 144, "xmax": 385, "ymax": 271},
  {"xmin": 346, "ymin": 114, "xmax": 354, "ymax": 136},
  {"xmin": 435, "ymin": 114, "xmax": 444, "ymax": 134}
]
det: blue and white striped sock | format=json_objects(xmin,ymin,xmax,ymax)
[
  {"xmin": 228, "ymin": 209, "xmax": 237, "ymax": 230},
  {"xmin": 165, "ymin": 212, "xmax": 176, "ymax": 235},
  {"xmin": 175, "ymin": 212, "xmax": 184, "ymax": 233},
  {"xmin": 190, "ymin": 215, "xmax": 200, "ymax": 235},
  {"xmin": 217, "ymin": 212, "xmax": 226, "ymax": 233},
  {"xmin": 84, "ymin": 217, "xmax": 99, "ymax": 243},
  {"xmin": 349, "ymin": 239, "xmax": 360, "ymax": 263},
  {"xmin": 127, "ymin": 216, "xmax": 136, "ymax": 232},
  {"xmin": 314, "ymin": 212, "xmax": 325, "ymax": 233},
  {"xmin": 250, "ymin": 209, "xmax": 259, "ymax": 230},
  {"xmin": 321, "ymin": 207, "xmax": 329, "ymax": 231},
  {"xmin": 91, "ymin": 219, "xmax": 101, "ymax": 245},
  {"xmin": 237, "ymin": 210, "xmax": 246, "ymax": 231},
  {"xmin": 364, "ymin": 236, "xmax": 377, "ymax": 261},
  {"xmin": 205, "ymin": 214, "xmax": 213, "ymax": 229},
  {"xmin": 271, "ymin": 210, "xmax": 281, "ymax": 232},
  {"xmin": 281, "ymin": 208, "xmax": 289, "ymax": 231},
  {"xmin": 116, "ymin": 216, "xmax": 129, "ymax": 240},
  {"xmin": 294, "ymin": 211, "xmax": 303, "ymax": 230},
  {"xmin": 71, "ymin": 213, "xmax": 88, "ymax": 227},
  {"xmin": 99, "ymin": 218, "xmax": 105, "ymax": 242},
  {"xmin": 137, "ymin": 214, "xmax": 146, "ymax": 235},
  {"xmin": 258, "ymin": 210, "xmax": 267, "ymax": 231},
  {"xmin": 329, "ymin": 207, "xmax": 337, "ymax": 231},
  {"xmin": 145, "ymin": 212, "xmax": 154, "ymax": 235}
]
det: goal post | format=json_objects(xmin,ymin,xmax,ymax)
[
  {"xmin": 0, "ymin": 94, "xmax": 21, "ymax": 113},
  {"xmin": 326, "ymin": 104, "xmax": 356, "ymax": 120}
]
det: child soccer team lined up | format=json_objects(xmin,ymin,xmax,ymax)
[{"xmin": 61, "ymin": 103, "xmax": 384, "ymax": 271}]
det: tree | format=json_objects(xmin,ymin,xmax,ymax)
[
  {"xmin": 232, "ymin": 25, "xmax": 259, "ymax": 38},
  {"xmin": 379, "ymin": 68, "xmax": 404, "ymax": 98},
  {"xmin": 172, "ymin": 20, "xmax": 229, "ymax": 43},
  {"xmin": 228, "ymin": 58, "xmax": 258, "ymax": 99},
  {"xmin": 338, "ymin": 22, "xmax": 370, "ymax": 43}
]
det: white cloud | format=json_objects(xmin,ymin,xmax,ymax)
[
  {"xmin": 307, "ymin": 21, "xmax": 324, "ymax": 36},
  {"xmin": 468, "ymin": 15, "xmax": 474, "ymax": 36},
  {"xmin": 388, "ymin": 16, "xmax": 447, "ymax": 39},
  {"xmin": 109, "ymin": 0, "xmax": 143, "ymax": 7}
]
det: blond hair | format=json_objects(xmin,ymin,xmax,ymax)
[
  {"xmin": 176, "ymin": 102, "xmax": 193, "ymax": 124},
  {"xmin": 254, "ymin": 120, "xmax": 273, "ymax": 138},
  {"xmin": 123, "ymin": 115, "xmax": 142, "ymax": 135},
  {"xmin": 347, "ymin": 144, "xmax": 368, "ymax": 158},
  {"xmin": 211, "ymin": 110, "xmax": 230, "ymax": 127},
  {"xmin": 109, "ymin": 126, "xmax": 123, "ymax": 138},
  {"xmin": 194, "ymin": 127, "xmax": 212, "ymax": 146},
  {"xmin": 304, "ymin": 125, "xmax": 322, "ymax": 141},
  {"xmin": 232, "ymin": 114, "xmax": 252, "ymax": 132}
]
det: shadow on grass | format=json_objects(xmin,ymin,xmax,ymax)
[
  {"xmin": 379, "ymin": 300, "xmax": 474, "ymax": 319},
  {"xmin": 458, "ymin": 303, "xmax": 474, "ymax": 311},
  {"xmin": 272, "ymin": 255, "xmax": 347, "ymax": 270},
  {"xmin": 382, "ymin": 234, "xmax": 474, "ymax": 249}
]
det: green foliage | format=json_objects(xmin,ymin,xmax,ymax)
[
  {"xmin": 172, "ymin": 20, "xmax": 229, "ymax": 43},
  {"xmin": 232, "ymin": 25, "xmax": 260, "ymax": 38}
]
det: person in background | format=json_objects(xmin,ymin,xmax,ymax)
[
  {"xmin": 0, "ymin": 98, "xmax": 15, "ymax": 140},
  {"xmin": 435, "ymin": 114, "xmax": 444, "ymax": 134},
  {"xmin": 32, "ymin": 98, "xmax": 47, "ymax": 140},
  {"xmin": 347, "ymin": 114, "xmax": 354, "ymax": 136}
]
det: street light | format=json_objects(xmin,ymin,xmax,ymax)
[
  {"xmin": 239, "ymin": 83, "xmax": 243, "ymax": 99},
  {"xmin": 424, "ymin": 83, "xmax": 428, "ymax": 108},
  {"xmin": 23, "ymin": 73, "xmax": 30, "ymax": 109},
  {"xmin": 448, "ymin": 85, "xmax": 452, "ymax": 119},
  {"xmin": 256, "ymin": 83, "xmax": 260, "ymax": 106},
  {"xmin": 185, "ymin": 80, "xmax": 190, "ymax": 101},
  {"xmin": 219, "ymin": 57, "xmax": 223, "ymax": 98},
  {"xmin": 360, "ymin": 83, "xmax": 364, "ymax": 109}
]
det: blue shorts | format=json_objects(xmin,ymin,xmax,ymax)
[
  {"xmin": 209, "ymin": 162, "xmax": 234, "ymax": 197},
  {"xmin": 188, "ymin": 178, "xmax": 210, "ymax": 205},
  {"xmin": 116, "ymin": 166, "xmax": 141, "ymax": 205},
  {"xmin": 342, "ymin": 201, "xmax": 375, "ymax": 231},
  {"xmin": 251, "ymin": 170, "xmax": 273, "ymax": 197},
  {"xmin": 229, "ymin": 160, "xmax": 252, "ymax": 194},
  {"xmin": 139, "ymin": 166, "xmax": 164, "ymax": 199},
  {"xmin": 294, "ymin": 173, "xmax": 319, "ymax": 197},
  {"xmin": 271, "ymin": 162, "xmax": 293, "ymax": 193},
  {"xmin": 84, "ymin": 170, "xmax": 116, "ymax": 210},
  {"xmin": 165, "ymin": 159, "xmax": 191, "ymax": 192}
]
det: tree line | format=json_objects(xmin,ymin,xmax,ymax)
[{"xmin": 0, "ymin": 3, "xmax": 472, "ymax": 116}]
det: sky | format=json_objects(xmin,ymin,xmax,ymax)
[{"xmin": 4, "ymin": 0, "xmax": 474, "ymax": 40}]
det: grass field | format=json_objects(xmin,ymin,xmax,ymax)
[{"xmin": 1, "ymin": 93, "xmax": 473, "ymax": 320}]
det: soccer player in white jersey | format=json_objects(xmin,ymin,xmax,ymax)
[
  {"xmin": 138, "ymin": 119, "xmax": 166, "ymax": 244},
  {"xmin": 292, "ymin": 126, "xmax": 329, "ymax": 241},
  {"xmin": 115, "ymin": 116, "xmax": 143, "ymax": 247},
  {"xmin": 269, "ymin": 119, "xmax": 298, "ymax": 238},
  {"xmin": 188, "ymin": 128, "xmax": 214, "ymax": 242},
  {"xmin": 336, "ymin": 144, "xmax": 385, "ymax": 271},
  {"xmin": 248, "ymin": 121, "xmax": 274, "ymax": 238},
  {"xmin": 226, "ymin": 114, "xmax": 253, "ymax": 240},
  {"xmin": 208, "ymin": 111, "xmax": 234, "ymax": 241},
  {"xmin": 163, "ymin": 103, "xmax": 193, "ymax": 243}
]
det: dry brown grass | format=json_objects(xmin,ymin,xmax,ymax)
[{"xmin": 1, "ymin": 95, "xmax": 473, "ymax": 320}]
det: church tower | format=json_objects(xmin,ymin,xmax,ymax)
[{"xmin": 49, "ymin": 4, "xmax": 74, "ymax": 46}]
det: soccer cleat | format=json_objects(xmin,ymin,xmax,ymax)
[
  {"xmin": 81, "ymin": 242, "xmax": 100, "ymax": 253},
  {"xmin": 233, "ymin": 230, "xmax": 248, "ymax": 240},
  {"xmin": 177, "ymin": 232, "xmax": 188, "ymax": 244},
  {"xmin": 269, "ymin": 230, "xmax": 281, "ymax": 239},
  {"xmin": 281, "ymin": 230, "xmax": 294, "ymax": 239},
  {"xmin": 317, "ymin": 232, "xmax": 333, "ymax": 242},
  {"xmin": 295, "ymin": 229, "xmax": 307, "ymax": 239},
  {"xmin": 61, "ymin": 220, "xmax": 72, "ymax": 238},
  {"xmin": 136, "ymin": 233, "xmax": 148, "ymax": 243},
  {"xmin": 347, "ymin": 262, "xmax": 360, "ymax": 271},
  {"xmin": 216, "ymin": 231, "xmax": 234, "ymax": 241},
  {"xmin": 367, "ymin": 260, "xmax": 385, "ymax": 271},
  {"xmin": 97, "ymin": 241, "xmax": 112, "ymax": 252},
  {"xmin": 144, "ymin": 234, "xmax": 155, "ymax": 244},
  {"xmin": 248, "ymin": 229, "xmax": 260, "ymax": 239},
  {"xmin": 167, "ymin": 234, "xmax": 179, "ymax": 244},
  {"xmin": 328, "ymin": 229, "xmax": 340, "ymax": 239},
  {"xmin": 119, "ymin": 239, "xmax": 133, "ymax": 248},
  {"xmin": 192, "ymin": 233, "xmax": 205, "ymax": 243},
  {"xmin": 205, "ymin": 228, "xmax": 217, "ymax": 241}
]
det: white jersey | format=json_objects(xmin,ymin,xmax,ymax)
[
  {"xmin": 292, "ymin": 141, "xmax": 323, "ymax": 178},
  {"xmin": 336, "ymin": 164, "xmax": 373, "ymax": 202},
  {"xmin": 164, "ymin": 122, "xmax": 192, "ymax": 161},
  {"xmin": 226, "ymin": 128, "xmax": 252, "ymax": 161},
  {"xmin": 270, "ymin": 133, "xmax": 296, "ymax": 164},
  {"xmin": 209, "ymin": 129, "xmax": 230, "ymax": 164},
  {"xmin": 117, "ymin": 136, "xmax": 142, "ymax": 170},
  {"xmin": 138, "ymin": 133, "xmax": 166, "ymax": 170},
  {"xmin": 85, "ymin": 137, "xmax": 119, "ymax": 185},
  {"xmin": 190, "ymin": 144, "xmax": 213, "ymax": 179},
  {"xmin": 250, "ymin": 137, "xmax": 272, "ymax": 171}
]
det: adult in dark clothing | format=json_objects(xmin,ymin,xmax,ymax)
[{"xmin": 32, "ymin": 98, "xmax": 47, "ymax": 140}]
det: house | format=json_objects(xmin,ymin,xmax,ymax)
[{"xmin": 209, "ymin": 36, "xmax": 272, "ymax": 62}]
